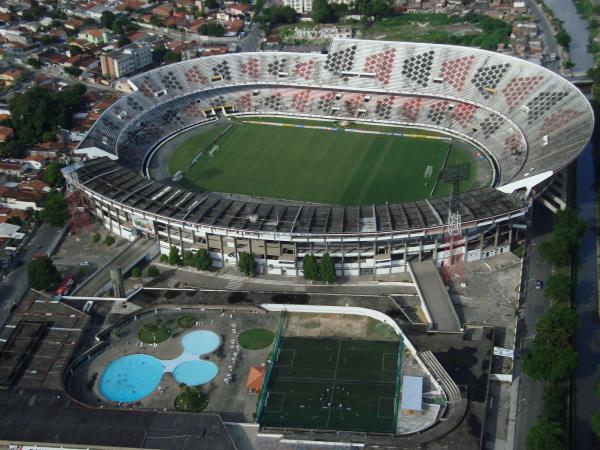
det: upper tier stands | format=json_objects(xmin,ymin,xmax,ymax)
[{"xmin": 79, "ymin": 39, "xmax": 594, "ymax": 187}]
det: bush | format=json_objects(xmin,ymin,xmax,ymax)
[
  {"xmin": 40, "ymin": 190, "xmax": 69, "ymax": 226},
  {"xmin": 169, "ymin": 246, "xmax": 181, "ymax": 266},
  {"xmin": 147, "ymin": 265, "xmax": 160, "ymax": 279},
  {"xmin": 182, "ymin": 250, "xmax": 194, "ymax": 266},
  {"xmin": 592, "ymin": 410, "xmax": 600, "ymax": 438},
  {"xmin": 131, "ymin": 267, "xmax": 142, "ymax": 278},
  {"xmin": 91, "ymin": 232, "xmax": 101, "ymax": 243},
  {"xmin": 194, "ymin": 248, "xmax": 211, "ymax": 271},
  {"xmin": 177, "ymin": 315, "xmax": 197, "ymax": 328},
  {"xmin": 104, "ymin": 235, "xmax": 115, "ymax": 246},
  {"xmin": 238, "ymin": 252, "xmax": 256, "ymax": 276},
  {"xmin": 159, "ymin": 254, "xmax": 168, "ymax": 263}
]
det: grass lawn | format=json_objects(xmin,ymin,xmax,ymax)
[
  {"xmin": 174, "ymin": 120, "xmax": 485, "ymax": 205},
  {"xmin": 166, "ymin": 124, "xmax": 229, "ymax": 176},
  {"xmin": 138, "ymin": 321, "xmax": 172, "ymax": 344},
  {"xmin": 238, "ymin": 328, "xmax": 275, "ymax": 350},
  {"xmin": 174, "ymin": 387, "xmax": 209, "ymax": 412}
]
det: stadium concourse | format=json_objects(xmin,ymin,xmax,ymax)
[{"xmin": 70, "ymin": 38, "xmax": 594, "ymax": 277}]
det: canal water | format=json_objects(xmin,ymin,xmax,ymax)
[
  {"xmin": 540, "ymin": 1, "xmax": 597, "ymax": 449},
  {"xmin": 543, "ymin": 0, "xmax": 593, "ymax": 72}
]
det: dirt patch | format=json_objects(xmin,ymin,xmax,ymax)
[{"xmin": 284, "ymin": 313, "xmax": 397, "ymax": 341}]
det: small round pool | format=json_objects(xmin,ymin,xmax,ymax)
[
  {"xmin": 172, "ymin": 360, "xmax": 219, "ymax": 385},
  {"xmin": 99, "ymin": 354, "xmax": 163, "ymax": 402},
  {"xmin": 181, "ymin": 330, "xmax": 220, "ymax": 355}
]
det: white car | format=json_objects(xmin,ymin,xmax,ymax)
[{"xmin": 79, "ymin": 261, "xmax": 91, "ymax": 267}]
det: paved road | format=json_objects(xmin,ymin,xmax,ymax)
[
  {"xmin": 0, "ymin": 224, "xmax": 63, "ymax": 327},
  {"xmin": 513, "ymin": 202, "xmax": 555, "ymax": 449},
  {"xmin": 524, "ymin": 0, "xmax": 559, "ymax": 61},
  {"xmin": 74, "ymin": 238, "xmax": 158, "ymax": 297},
  {"xmin": 239, "ymin": 22, "xmax": 263, "ymax": 52}
]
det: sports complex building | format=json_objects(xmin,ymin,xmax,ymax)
[{"xmin": 71, "ymin": 38, "xmax": 594, "ymax": 276}]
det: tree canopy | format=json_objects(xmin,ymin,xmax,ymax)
[
  {"xmin": 194, "ymin": 249, "xmax": 211, "ymax": 271},
  {"xmin": 525, "ymin": 418, "xmax": 567, "ymax": 450},
  {"xmin": 27, "ymin": 256, "xmax": 61, "ymax": 291},
  {"xmin": 544, "ymin": 273, "xmax": 573, "ymax": 304},
  {"xmin": 260, "ymin": 5, "xmax": 297, "ymax": 26},
  {"xmin": 42, "ymin": 162, "xmax": 64, "ymax": 187},
  {"xmin": 312, "ymin": 0, "xmax": 336, "ymax": 23},
  {"xmin": 319, "ymin": 253, "xmax": 336, "ymax": 284},
  {"xmin": 302, "ymin": 254, "xmax": 319, "ymax": 280},
  {"xmin": 201, "ymin": 22, "xmax": 225, "ymax": 36},
  {"xmin": 7, "ymin": 84, "xmax": 86, "ymax": 152},
  {"xmin": 238, "ymin": 252, "xmax": 257, "ymax": 276},
  {"xmin": 169, "ymin": 246, "xmax": 181, "ymax": 266},
  {"xmin": 40, "ymin": 190, "xmax": 69, "ymax": 226},
  {"xmin": 540, "ymin": 208, "xmax": 585, "ymax": 266}
]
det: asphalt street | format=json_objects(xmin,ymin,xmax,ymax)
[
  {"xmin": 513, "ymin": 202, "xmax": 554, "ymax": 449},
  {"xmin": 0, "ymin": 223, "xmax": 63, "ymax": 327}
]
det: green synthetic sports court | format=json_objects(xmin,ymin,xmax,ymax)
[
  {"xmin": 164, "ymin": 117, "xmax": 491, "ymax": 205},
  {"xmin": 259, "ymin": 337, "xmax": 402, "ymax": 433}
]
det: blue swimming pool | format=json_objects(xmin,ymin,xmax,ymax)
[
  {"xmin": 99, "ymin": 329, "xmax": 221, "ymax": 402},
  {"xmin": 99, "ymin": 354, "xmax": 163, "ymax": 403},
  {"xmin": 181, "ymin": 330, "xmax": 220, "ymax": 355},
  {"xmin": 173, "ymin": 360, "xmax": 219, "ymax": 385}
]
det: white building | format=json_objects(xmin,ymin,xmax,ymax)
[
  {"xmin": 100, "ymin": 44, "xmax": 153, "ymax": 80},
  {"xmin": 280, "ymin": 0, "xmax": 354, "ymax": 14}
]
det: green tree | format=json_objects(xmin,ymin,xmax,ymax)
[
  {"xmin": 7, "ymin": 216, "xmax": 23, "ymax": 226},
  {"xmin": 556, "ymin": 30, "xmax": 571, "ymax": 48},
  {"xmin": 525, "ymin": 418, "xmax": 566, "ymax": 450},
  {"xmin": 40, "ymin": 190, "xmax": 69, "ymax": 226},
  {"xmin": 147, "ymin": 265, "xmax": 160, "ymax": 279},
  {"xmin": 27, "ymin": 256, "xmax": 61, "ymax": 291},
  {"xmin": 238, "ymin": 252, "xmax": 256, "ymax": 276},
  {"xmin": 194, "ymin": 249, "xmax": 211, "ymax": 271},
  {"xmin": 104, "ymin": 235, "xmax": 115, "ymax": 246},
  {"xmin": 149, "ymin": 15, "xmax": 163, "ymax": 26},
  {"xmin": 42, "ymin": 162, "xmax": 63, "ymax": 187},
  {"xmin": 302, "ymin": 254, "xmax": 319, "ymax": 280},
  {"xmin": 544, "ymin": 273, "xmax": 573, "ymax": 304},
  {"xmin": 182, "ymin": 250, "xmax": 194, "ymax": 266},
  {"xmin": 91, "ymin": 232, "xmax": 101, "ymax": 243},
  {"xmin": 540, "ymin": 208, "xmax": 585, "ymax": 266},
  {"xmin": 169, "ymin": 246, "xmax": 181, "ymax": 265},
  {"xmin": 592, "ymin": 410, "xmax": 600, "ymax": 438},
  {"xmin": 542, "ymin": 384, "xmax": 568, "ymax": 426},
  {"xmin": 131, "ymin": 266, "xmax": 142, "ymax": 278},
  {"xmin": 27, "ymin": 57, "xmax": 41, "ymax": 68},
  {"xmin": 537, "ymin": 304, "xmax": 578, "ymax": 341},
  {"xmin": 100, "ymin": 10, "xmax": 116, "ymax": 29},
  {"xmin": 64, "ymin": 66, "xmax": 83, "ymax": 77},
  {"xmin": 523, "ymin": 337, "xmax": 577, "ymax": 383},
  {"xmin": 200, "ymin": 22, "xmax": 225, "ymax": 36},
  {"xmin": 312, "ymin": 0, "xmax": 335, "ymax": 23},
  {"xmin": 319, "ymin": 253, "xmax": 336, "ymax": 284}
]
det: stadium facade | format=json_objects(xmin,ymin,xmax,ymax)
[{"xmin": 72, "ymin": 39, "xmax": 594, "ymax": 276}]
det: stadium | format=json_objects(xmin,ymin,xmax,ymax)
[{"xmin": 71, "ymin": 38, "xmax": 594, "ymax": 276}]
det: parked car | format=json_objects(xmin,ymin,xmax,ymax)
[{"xmin": 535, "ymin": 280, "xmax": 544, "ymax": 290}]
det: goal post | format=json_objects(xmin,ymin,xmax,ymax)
[{"xmin": 208, "ymin": 144, "xmax": 219, "ymax": 158}]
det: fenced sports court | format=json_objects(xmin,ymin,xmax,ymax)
[{"xmin": 260, "ymin": 337, "xmax": 403, "ymax": 433}]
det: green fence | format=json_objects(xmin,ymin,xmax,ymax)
[
  {"xmin": 392, "ymin": 338, "xmax": 405, "ymax": 433},
  {"xmin": 255, "ymin": 310, "xmax": 286, "ymax": 422}
]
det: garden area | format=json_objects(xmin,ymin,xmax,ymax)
[
  {"xmin": 138, "ymin": 320, "xmax": 172, "ymax": 344},
  {"xmin": 238, "ymin": 328, "xmax": 275, "ymax": 350}
]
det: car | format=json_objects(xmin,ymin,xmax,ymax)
[
  {"xmin": 535, "ymin": 280, "xmax": 544, "ymax": 290},
  {"xmin": 79, "ymin": 261, "xmax": 91, "ymax": 267}
]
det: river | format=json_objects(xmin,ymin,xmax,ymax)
[
  {"xmin": 542, "ymin": 0, "xmax": 594, "ymax": 72},
  {"xmin": 539, "ymin": 1, "xmax": 598, "ymax": 449}
]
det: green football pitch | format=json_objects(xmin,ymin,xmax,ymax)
[
  {"xmin": 166, "ymin": 118, "xmax": 489, "ymax": 205},
  {"xmin": 260, "ymin": 337, "xmax": 402, "ymax": 433}
]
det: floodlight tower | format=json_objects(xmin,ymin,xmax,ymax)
[
  {"xmin": 61, "ymin": 162, "xmax": 90, "ymax": 235},
  {"xmin": 441, "ymin": 164, "xmax": 469, "ymax": 284}
]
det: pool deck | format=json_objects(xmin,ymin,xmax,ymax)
[{"xmin": 68, "ymin": 309, "xmax": 279, "ymax": 422}]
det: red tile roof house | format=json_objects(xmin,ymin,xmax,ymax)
[{"xmin": 0, "ymin": 126, "xmax": 13, "ymax": 142}]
